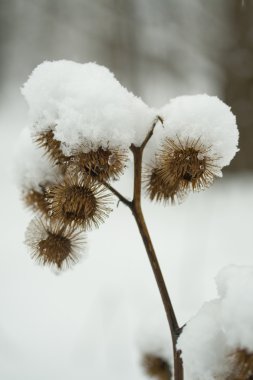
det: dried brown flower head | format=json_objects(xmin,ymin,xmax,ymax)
[
  {"xmin": 67, "ymin": 146, "xmax": 128, "ymax": 181},
  {"xmin": 23, "ymin": 187, "xmax": 49, "ymax": 215},
  {"xmin": 225, "ymin": 349, "xmax": 253, "ymax": 380},
  {"xmin": 35, "ymin": 129, "xmax": 70, "ymax": 166},
  {"xmin": 25, "ymin": 217, "xmax": 85, "ymax": 269},
  {"xmin": 142, "ymin": 353, "xmax": 172, "ymax": 380},
  {"xmin": 144, "ymin": 166, "xmax": 185, "ymax": 204},
  {"xmin": 145, "ymin": 137, "xmax": 220, "ymax": 203},
  {"xmin": 35, "ymin": 130, "xmax": 127, "ymax": 180},
  {"xmin": 45, "ymin": 175, "xmax": 112, "ymax": 229}
]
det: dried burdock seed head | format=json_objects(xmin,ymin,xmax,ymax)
[
  {"xmin": 23, "ymin": 188, "xmax": 49, "ymax": 215},
  {"xmin": 225, "ymin": 349, "xmax": 253, "ymax": 380},
  {"xmin": 158, "ymin": 137, "xmax": 220, "ymax": 192},
  {"xmin": 35, "ymin": 129, "xmax": 128, "ymax": 180},
  {"xmin": 45, "ymin": 175, "xmax": 112, "ymax": 229},
  {"xmin": 35, "ymin": 129, "xmax": 70, "ymax": 166},
  {"xmin": 22, "ymin": 181, "xmax": 61, "ymax": 218},
  {"xmin": 25, "ymin": 217, "xmax": 85, "ymax": 270},
  {"xmin": 67, "ymin": 146, "xmax": 128, "ymax": 181},
  {"xmin": 144, "ymin": 166, "xmax": 185, "ymax": 204},
  {"xmin": 145, "ymin": 136, "xmax": 220, "ymax": 203},
  {"xmin": 142, "ymin": 353, "xmax": 172, "ymax": 380}
]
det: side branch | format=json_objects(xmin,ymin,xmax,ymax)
[
  {"xmin": 140, "ymin": 115, "xmax": 163, "ymax": 152},
  {"xmin": 101, "ymin": 181, "xmax": 132, "ymax": 208}
]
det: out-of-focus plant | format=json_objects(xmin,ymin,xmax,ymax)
[{"xmin": 16, "ymin": 61, "xmax": 241, "ymax": 380}]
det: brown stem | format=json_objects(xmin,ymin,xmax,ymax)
[
  {"xmin": 132, "ymin": 203, "xmax": 179, "ymax": 337},
  {"xmin": 101, "ymin": 180, "xmax": 131, "ymax": 208},
  {"xmin": 130, "ymin": 143, "xmax": 183, "ymax": 380},
  {"xmin": 103, "ymin": 118, "xmax": 184, "ymax": 379},
  {"xmin": 139, "ymin": 115, "xmax": 161, "ymax": 149},
  {"xmin": 133, "ymin": 209, "xmax": 183, "ymax": 379}
]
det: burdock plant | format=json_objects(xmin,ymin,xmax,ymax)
[{"xmin": 16, "ymin": 61, "xmax": 241, "ymax": 380}]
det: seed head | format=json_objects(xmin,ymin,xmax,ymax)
[
  {"xmin": 35, "ymin": 131, "xmax": 128, "ymax": 180},
  {"xmin": 23, "ymin": 188, "xmax": 49, "ymax": 215},
  {"xmin": 142, "ymin": 353, "xmax": 172, "ymax": 380},
  {"xmin": 45, "ymin": 174, "xmax": 112, "ymax": 229},
  {"xmin": 145, "ymin": 137, "xmax": 220, "ymax": 203},
  {"xmin": 25, "ymin": 217, "xmax": 85, "ymax": 270},
  {"xmin": 144, "ymin": 166, "xmax": 185, "ymax": 204},
  {"xmin": 225, "ymin": 349, "xmax": 253, "ymax": 380},
  {"xmin": 68, "ymin": 146, "xmax": 128, "ymax": 181},
  {"xmin": 35, "ymin": 129, "xmax": 70, "ymax": 166}
]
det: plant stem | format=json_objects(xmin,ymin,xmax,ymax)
[
  {"xmin": 133, "ymin": 203, "xmax": 183, "ymax": 379},
  {"xmin": 132, "ymin": 203, "xmax": 179, "ymax": 335},
  {"xmin": 130, "ymin": 144, "xmax": 183, "ymax": 380},
  {"xmin": 105, "ymin": 119, "xmax": 184, "ymax": 379},
  {"xmin": 101, "ymin": 180, "xmax": 131, "ymax": 207}
]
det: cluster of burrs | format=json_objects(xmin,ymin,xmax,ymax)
[
  {"xmin": 23, "ymin": 126, "xmax": 128, "ymax": 270},
  {"xmin": 23, "ymin": 122, "xmax": 221, "ymax": 271}
]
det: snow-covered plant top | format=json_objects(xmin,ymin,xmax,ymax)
[
  {"xmin": 21, "ymin": 60, "xmax": 156, "ymax": 154},
  {"xmin": 178, "ymin": 265, "xmax": 253, "ymax": 380},
  {"xmin": 21, "ymin": 61, "xmax": 238, "ymax": 168},
  {"xmin": 18, "ymin": 59, "xmax": 240, "ymax": 248},
  {"xmin": 18, "ymin": 60, "xmax": 241, "ymax": 380}
]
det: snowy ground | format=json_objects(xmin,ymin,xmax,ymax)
[{"xmin": 0, "ymin": 105, "xmax": 252, "ymax": 379}]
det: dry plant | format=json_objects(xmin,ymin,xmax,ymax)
[
  {"xmin": 142, "ymin": 353, "xmax": 172, "ymax": 380},
  {"xmin": 225, "ymin": 349, "xmax": 253, "ymax": 380},
  {"xmin": 19, "ymin": 62, "xmax": 239, "ymax": 380},
  {"xmin": 22, "ymin": 114, "xmax": 226, "ymax": 380}
]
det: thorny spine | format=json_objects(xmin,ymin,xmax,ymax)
[{"xmin": 103, "ymin": 117, "xmax": 184, "ymax": 380}]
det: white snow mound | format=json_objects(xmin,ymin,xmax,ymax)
[
  {"xmin": 21, "ymin": 60, "xmax": 156, "ymax": 154},
  {"xmin": 178, "ymin": 265, "xmax": 253, "ymax": 380},
  {"xmin": 159, "ymin": 94, "xmax": 239, "ymax": 168}
]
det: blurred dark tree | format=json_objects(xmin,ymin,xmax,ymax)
[
  {"xmin": 0, "ymin": 0, "xmax": 13, "ymax": 85},
  {"xmin": 223, "ymin": 0, "xmax": 253, "ymax": 171}
]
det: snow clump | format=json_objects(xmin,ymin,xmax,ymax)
[
  {"xmin": 216, "ymin": 265, "xmax": 253, "ymax": 352},
  {"xmin": 158, "ymin": 94, "xmax": 239, "ymax": 169},
  {"xmin": 21, "ymin": 60, "xmax": 156, "ymax": 155},
  {"xmin": 178, "ymin": 265, "xmax": 253, "ymax": 380}
]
